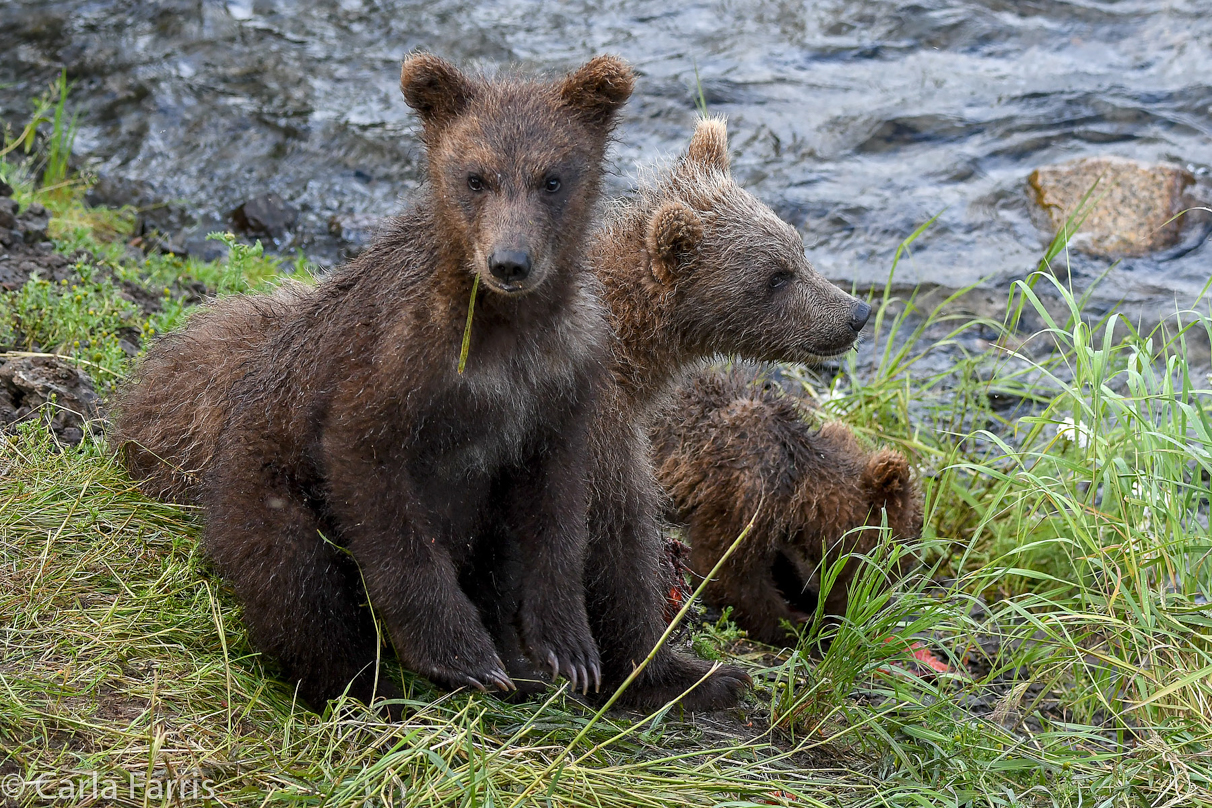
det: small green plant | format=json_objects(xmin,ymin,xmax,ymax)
[
  {"xmin": 691, "ymin": 607, "xmax": 746, "ymax": 661},
  {"xmin": 0, "ymin": 265, "xmax": 141, "ymax": 386},
  {"xmin": 205, "ymin": 230, "xmax": 311, "ymax": 293}
]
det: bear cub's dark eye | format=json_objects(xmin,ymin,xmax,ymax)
[
  {"xmin": 467, "ymin": 175, "xmax": 485, "ymax": 192},
  {"xmin": 544, "ymin": 176, "xmax": 562, "ymax": 193},
  {"xmin": 769, "ymin": 271, "xmax": 792, "ymax": 290}
]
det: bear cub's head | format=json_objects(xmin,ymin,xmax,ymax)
[
  {"xmin": 400, "ymin": 53, "xmax": 635, "ymax": 297},
  {"xmin": 776, "ymin": 420, "xmax": 924, "ymax": 619},
  {"xmin": 645, "ymin": 118, "xmax": 871, "ymax": 361}
]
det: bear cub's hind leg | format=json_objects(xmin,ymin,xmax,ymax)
[{"xmin": 203, "ymin": 470, "xmax": 404, "ymax": 716}]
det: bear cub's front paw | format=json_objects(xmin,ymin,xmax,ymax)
[{"xmin": 518, "ymin": 598, "xmax": 601, "ymax": 695}]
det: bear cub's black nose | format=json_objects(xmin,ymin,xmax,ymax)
[
  {"xmin": 849, "ymin": 301, "xmax": 871, "ymax": 333},
  {"xmin": 489, "ymin": 250, "xmax": 532, "ymax": 284}
]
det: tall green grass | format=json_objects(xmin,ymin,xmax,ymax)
[{"xmin": 1, "ymin": 70, "xmax": 78, "ymax": 195}]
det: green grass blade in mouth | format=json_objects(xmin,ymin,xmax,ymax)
[{"xmin": 458, "ymin": 273, "xmax": 480, "ymax": 375}]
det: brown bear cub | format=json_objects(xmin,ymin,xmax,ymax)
[
  {"xmin": 541, "ymin": 118, "xmax": 874, "ymax": 708},
  {"xmin": 652, "ymin": 368, "xmax": 924, "ymax": 646},
  {"xmin": 114, "ymin": 54, "xmax": 635, "ymax": 712}
]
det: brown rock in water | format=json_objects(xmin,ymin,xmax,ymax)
[{"xmin": 1028, "ymin": 156, "xmax": 1196, "ymax": 257}]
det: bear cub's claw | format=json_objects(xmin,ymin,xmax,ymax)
[
  {"xmin": 420, "ymin": 650, "xmax": 516, "ymax": 694},
  {"xmin": 520, "ymin": 603, "xmax": 602, "ymax": 695},
  {"xmin": 544, "ymin": 651, "xmax": 601, "ymax": 695},
  {"xmin": 529, "ymin": 639, "xmax": 601, "ymax": 695}
]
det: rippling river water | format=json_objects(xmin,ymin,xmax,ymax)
[{"xmin": 2, "ymin": 0, "xmax": 1210, "ymax": 328}]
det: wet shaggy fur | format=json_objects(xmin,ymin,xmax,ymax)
[
  {"xmin": 114, "ymin": 282, "xmax": 311, "ymax": 503},
  {"xmin": 113, "ymin": 53, "xmax": 636, "ymax": 712},
  {"xmin": 652, "ymin": 369, "xmax": 924, "ymax": 646}
]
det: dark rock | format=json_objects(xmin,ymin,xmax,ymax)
[
  {"xmin": 140, "ymin": 234, "xmax": 189, "ymax": 257},
  {"xmin": 230, "ymin": 192, "xmax": 297, "ymax": 243},
  {"xmin": 17, "ymin": 203, "xmax": 51, "ymax": 244},
  {"xmin": 57, "ymin": 426, "xmax": 84, "ymax": 444},
  {"xmin": 0, "ymin": 252, "xmax": 73, "ymax": 291},
  {"xmin": 84, "ymin": 174, "xmax": 148, "ymax": 209},
  {"xmin": 86, "ymin": 175, "xmax": 197, "ymax": 257},
  {"xmin": 0, "ymin": 179, "xmax": 12, "ymax": 197},
  {"xmin": 134, "ymin": 206, "xmax": 193, "ymax": 257},
  {"xmin": 114, "ymin": 326, "xmax": 143, "ymax": 350},
  {"xmin": 134, "ymin": 212, "xmax": 193, "ymax": 255},
  {"xmin": 113, "ymin": 279, "xmax": 162, "ymax": 315},
  {"xmin": 0, "ymin": 355, "xmax": 104, "ymax": 444},
  {"xmin": 182, "ymin": 234, "xmax": 229, "ymax": 262},
  {"xmin": 178, "ymin": 279, "xmax": 209, "ymax": 304}
]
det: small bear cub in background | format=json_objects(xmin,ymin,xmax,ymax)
[{"xmin": 652, "ymin": 368, "xmax": 923, "ymax": 646}]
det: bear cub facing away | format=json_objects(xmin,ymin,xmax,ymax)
[
  {"xmin": 116, "ymin": 54, "xmax": 635, "ymax": 712},
  {"xmin": 652, "ymin": 369, "xmax": 923, "ymax": 646}
]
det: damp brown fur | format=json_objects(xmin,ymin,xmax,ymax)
[
  {"xmin": 652, "ymin": 369, "xmax": 924, "ymax": 646},
  {"xmin": 112, "ymin": 282, "xmax": 311, "ymax": 503},
  {"xmin": 112, "ymin": 53, "xmax": 635, "ymax": 713}
]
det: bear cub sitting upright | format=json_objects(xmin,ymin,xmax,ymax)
[
  {"xmin": 116, "ymin": 53, "xmax": 636, "ymax": 713},
  {"xmin": 652, "ymin": 369, "xmax": 924, "ymax": 646}
]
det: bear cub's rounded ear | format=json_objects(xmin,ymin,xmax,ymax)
[
  {"xmin": 863, "ymin": 450, "xmax": 911, "ymax": 508},
  {"xmin": 400, "ymin": 52, "xmax": 475, "ymax": 134},
  {"xmin": 559, "ymin": 55, "xmax": 636, "ymax": 127},
  {"xmin": 646, "ymin": 200, "xmax": 703, "ymax": 284}
]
